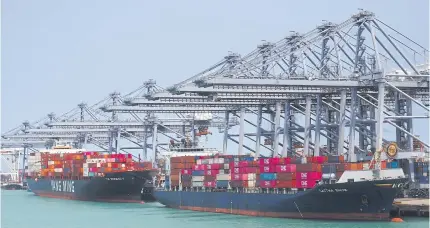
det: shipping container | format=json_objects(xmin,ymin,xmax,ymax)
[
  {"xmin": 419, "ymin": 176, "xmax": 429, "ymax": 184},
  {"xmin": 216, "ymin": 174, "xmax": 230, "ymax": 181},
  {"xmin": 190, "ymin": 181, "xmax": 203, "ymax": 187},
  {"xmin": 259, "ymin": 180, "xmax": 276, "ymax": 188},
  {"xmin": 192, "ymin": 170, "xmax": 205, "ymax": 176},
  {"xmin": 204, "ymin": 181, "xmax": 216, "ymax": 188},
  {"xmin": 275, "ymin": 180, "xmax": 297, "ymax": 188},
  {"xmin": 260, "ymin": 173, "xmax": 277, "ymax": 181},
  {"xmin": 259, "ymin": 166, "xmax": 276, "ymax": 173},
  {"xmin": 276, "ymin": 173, "xmax": 295, "ymax": 181},
  {"xmin": 276, "ymin": 164, "xmax": 296, "ymax": 173},
  {"xmin": 296, "ymin": 179, "xmax": 318, "ymax": 188},
  {"xmin": 216, "ymin": 180, "xmax": 229, "ymax": 188},
  {"xmin": 191, "ymin": 176, "xmax": 205, "ymax": 182}
]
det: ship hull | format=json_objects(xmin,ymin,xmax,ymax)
[
  {"xmin": 154, "ymin": 178, "xmax": 408, "ymax": 221},
  {"xmin": 27, "ymin": 171, "xmax": 156, "ymax": 203}
]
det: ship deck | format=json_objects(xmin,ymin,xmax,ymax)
[{"xmin": 391, "ymin": 198, "xmax": 429, "ymax": 217}]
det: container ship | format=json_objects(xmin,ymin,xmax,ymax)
[
  {"xmin": 25, "ymin": 145, "xmax": 157, "ymax": 203},
  {"xmin": 153, "ymin": 153, "xmax": 414, "ymax": 221}
]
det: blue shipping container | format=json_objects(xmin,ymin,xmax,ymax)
[
  {"xmin": 192, "ymin": 170, "xmax": 205, "ymax": 176},
  {"xmin": 224, "ymin": 158, "xmax": 233, "ymax": 163},
  {"xmin": 386, "ymin": 162, "xmax": 392, "ymax": 169},
  {"xmin": 216, "ymin": 180, "xmax": 229, "ymax": 188},
  {"xmin": 391, "ymin": 161, "xmax": 398, "ymax": 168},
  {"xmin": 241, "ymin": 157, "xmax": 254, "ymax": 162},
  {"xmin": 260, "ymin": 173, "xmax": 277, "ymax": 181},
  {"xmin": 419, "ymin": 176, "xmax": 429, "ymax": 184}
]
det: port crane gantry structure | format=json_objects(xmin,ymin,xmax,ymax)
[
  {"xmin": 1, "ymin": 82, "xmax": 238, "ymax": 164},
  {"xmin": 2, "ymin": 11, "xmax": 429, "ymax": 178},
  {"xmin": 102, "ymin": 11, "xmax": 429, "ymax": 168}
]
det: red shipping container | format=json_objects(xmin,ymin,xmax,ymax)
[
  {"xmin": 204, "ymin": 169, "xmax": 219, "ymax": 176},
  {"xmin": 276, "ymin": 164, "xmax": 296, "ymax": 173},
  {"xmin": 204, "ymin": 181, "xmax": 216, "ymax": 188},
  {"xmin": 259, "ymin": 180, "xmax": 276, "ymax": 188},
  {"xmin": 181, "ymin": 169, "xmax": 193, "ymax": 175},
  {"xmin": 193, "ymin": 165, "xmax": 204, "ymax": 170},
  {"xmin": 312, "ymin": 156, "xmax": 326, "ymax": 164},
  {"xmin": 238, "ymin": 161, "xmax": 249, "ymax": 168},
  {"xmin": 259, "ymin": 158, "xmax": 271, "ymax": 166},
  {"xmin": 231, "ymin": 173, "xmax": 241, "ymax": 181},
  {"xmin": 204, "ymin": 176, "xmax": 216, "ymax": 182},
  {"xmin": 275, "ymin": 180, "xmax": 297, "ymax": 188},
  {"xmin": 296, "ymin": 172, "xmax": 322, "ymax": 180},
  {"xmin": 241, "ymin": 174, "xmax": 249, "ymax": 181},
  {"xmin": 259, "ymin": 158, "xmax": 281, "ymax": 166},
  {"xmin": 205, "ymin": 164, "xmax": 220, "ymax": 170},
  {"xmin": 244, "ymin": 167, "xmax": 258, "ymax": 173},
  {"xmin": 229, "ymin": 161, "xmax": 240, "ymax": 168},
  {"xmin": 259, "ymin": 166, "xmax": 276, "ymax": 173},
  {"xmin": 296, "ymin": 179, "xmax": 317, "ymax": 188},
  {"xmin": 232, "ymin": 167, "xmax": 241, "ymax": 174}
]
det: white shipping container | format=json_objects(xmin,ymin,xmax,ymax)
[
  {"xmin": 419, "ymin": 184, "xmax": 429, "ymax": 189},
  {"xmin": 218, "ymin": 158, "xmax": 225, "ymax": 164},
  {"xmin": 248, "ymin": 180, "xmax": 256, "ymax": 188},
  {"xmin": 202, "ymin": 159, "xmax": 209, "ymax": 165},
  {"xmin": 196, "ymin": 159, "xmax": 202, "ymax": 165},
  {"xmin": 224, "ymin": 164, "xmax": 229, "ymax": 169},
  {"xmin": 97, "ymin": 163, "xmax": 101, "ymax": 168},
  {"xmin": 208, "ymin": 159, "xmax": 214, "ymax": 164},
  {"xmin": 83, "ymin": 171, "xmax": 89, "ymax": 177},
  {"xmin": 54, "ymin": 168, "xmax": 63, "ymax": 172},
  {"xmin": 48, "ymin": 161, "xmax": 55, "ymax": 165},
  {"xmin": 216, "ymin": 174, "xmax": 230, "ymax": 181},
  {"xmin": 83, "ymin": 163, "xmax": 89, "ymax": 168},
  {"xmin": 192, "ymin": 181, "xmax": 204, "ymax": 187},
  {"xmin": 248, "ymin": 173, "xmax": 256, "ymax": 180},
  {"xmin": 192, "ymin": 176, "xmax": 205, "ymax": 182},
  {"xmin": 86, "ymin": 158, "xmax": 107, "ymax": 163},
  {"xmin": 218, "ymin": 170, "xmax": 225, "ymax": 175},
  {"xmin": 233, "ymin": 157, "xmax": 240, "ymax": 162}
]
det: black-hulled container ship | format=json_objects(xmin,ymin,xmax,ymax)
[
  {"xmin": 25, "ymin": 146, "xmax": 157, "ymax": 203},
  {"xmin": 154, "ymin": 155, "xmax": 409, "ymax": 221}
]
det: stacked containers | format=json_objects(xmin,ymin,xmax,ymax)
[
  {"xmin": 27, "ymin": 152, "xmax": 42, "ymax": 177},
  {"xmin": 37, "ymin": 152, "xmax": 153, "ymax": 178},
  {"xmin": 172, "ymin": 154, "xmax": 410, "ymax": 191},
  {"xmin": 230, "ymin": 157, "xmax": 258, "ymax": 188},
  {"xmin": 171, "ymin": 156, "xmax": 196, "ymax": 188},
  {"xmin": 414, "ymin": 161, "xmax": 429, "ymax": 188}
]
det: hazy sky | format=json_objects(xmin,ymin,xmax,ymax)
[{"xmin": 2, "ymin": 1, "xmax": 429, "ymax": 150}]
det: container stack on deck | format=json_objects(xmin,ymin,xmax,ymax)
[
  {"xmin": 170, "ymin": 156, "xmax": 196, "ymax": 188},
  {"xmin": 26, "ymin": 152, "xmax": 153, "ymax": 179},
  {"xmin": 414, "ymin": 161, "xmax": 429, "ymax": 188},
  {"xmin": 166, "ymin": 154, "xmax": 406, "ymax": 190}
]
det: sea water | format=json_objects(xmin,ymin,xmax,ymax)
[{"xmin": 1, "ymin": 191, "xmax": 428, "ymax": 228}]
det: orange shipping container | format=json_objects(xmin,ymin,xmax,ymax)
[
  {"xmin": 381, "ymin": 161, "xmax": 387, "ymax": 169},
  {"xmin": 170, "ymin": 174, "xmax": 180, "ymax": 181},
  {"xmin": 275, "ymin": 180, "xmax": 297, "ymax": 188}
]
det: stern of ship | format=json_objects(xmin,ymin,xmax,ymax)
[{"xmin": 292, "ymin": 178, "xmax": 409, "ymax": 221}]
